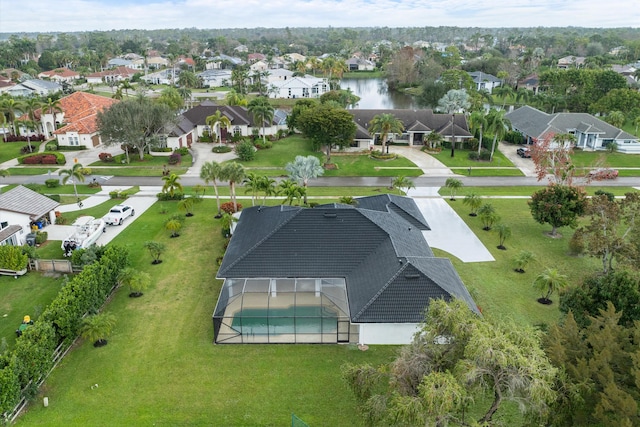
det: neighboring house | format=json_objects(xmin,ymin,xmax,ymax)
[
  {"xmin": 0, "ymin": 80, "xmax": 16, "ymax": 94},
  {"xmin": 505, "ymin": 105, "xmax": 640, "ymax": 153},
  {"xmin": 107, "ymin": 58, "xmax": 134, "ymax": 68},
  {"xmin": 6, "ymin": 79, "xmax": 62, "ymax": 97},
  {"xmin": 517, "ymin": 74, "xmax": 541, "ymax": 94},
  {"xmin": 348, "ymin": 109, "xmax": 472, "ymax": 150},
  {"xmin": 346, "ymin": 57, "xmax": 376, "ymax": 71},
  {"xmin": 557, "ymin": 56, "xmax": 586, "ymax": 69},
  {"xmin": 468, "ymin": 71, "xmax": 501, "ymax": 93},
  {"xmin": 283, "ymin": 53, "xmax": 306, "ymax": 63},
  {"xmin": 0, "ymin": 185, "xmax": 60, "ymax": 246},
  {"xmin": 247, "ymin": 53, "xmax": 266, "ymax": 63},
  {"xmin": 266, "ymin": 68, "xmax": 294, "ymax": 83},
  {"xmin": 17, "ymin": 91, "xmax": 117, "ymax": 146},
  {"xmin": 85, "ymin": 66, "xmax": 137, "ymax": 84},
  {"xmin": 267, "ymin": 76, "xmax": 330, "ymax": 99},
  {"xmin": 249, "ymin": 60, "xmax": 269, "ymax": 72},
  {"xmin": 213, "ymin": 194, "xmax": 479, "ymax": 345},
  {"xmin": 205, "ymin": 54, "xmax": 244, "ymax": 70},
  {"xmin": 140, "ymin": 69, "xmax": 174, "ymax": 85},
  {"xmin": 198, "ymin": 69, "xmax": 232, "ymax": 88},
  {"xmin": 166, "ymin": 100, "xmax": 287, "ymax": 149},
  {"xmin": 234, "ymin": 45, "xmax": 248, "ymax": 53},
  {"xmin": 38, "ymin": 67, "xmax": 80, "ymax": 83}
]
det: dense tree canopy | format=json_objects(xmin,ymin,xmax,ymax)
[
  {"xmin": 97, "ymin": 97, "xmax": 178, "ymax": 160},
  {"xmin": 529, "ymin": 184, "xmax": 587, "ymax": 237},
  {"xmin": 296, "ymin": 103, "xmax": 356, "ymax": 163}
]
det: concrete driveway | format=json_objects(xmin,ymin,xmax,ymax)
[{"xmin": 407, "ymin": 187, "xmax": 495, "ymax": 263}]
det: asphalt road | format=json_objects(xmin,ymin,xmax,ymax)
[{"xmin": 5, "ymin": 174, "xmax": 640, "ymax": 188}]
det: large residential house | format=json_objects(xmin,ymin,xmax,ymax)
[
  {"xmin": 37, "ymin": 67, "xmax": 80, "ymax": 83},
  {"xmin": 0, "ymin": 185, "xmax": 59, "ymax": 246},
  {"xmin": 505, "ymin": 105, "xmax": 640, "ymax": 153},
  {"xmin": 468, "ymin": 71, "xmax": 501, "ymax": 93},
  {"xmin": 557, "ymin": 56, "xmax": 586, "ymax": 69},
  {"xmin": 166, "ymin": 100, "xmax": 287, "ymax": 149},
  {"xmin": 198, "ymin": 69, "xmax": 232, "ymax": 88},
  {"xmin": 213, "ymin": 194, "xmax": 479, "ymax": 345},
  {"xmin": 268, "ymin": 76, "xmax": 330, "ymax": 99},
  {"xmin": 205, "ymin": 54, "xmax": 244, "ymax": 70},
  {"xmin": 86, "ymin": 66, "xmax": 137, "ymax": 84},
  {"xmin": 6, "ymin": 79, "xmax": 61, "ymax": 97},
  {"xmin": 517, "ymin": 74, "xmax": 541, "ymax": 94},
  {"xmin": 348, "ymin": 109, "xmax": 472, "ymax": 150},
  {"xmin": 346, "ymin": 57, "xmax": 375, "ymax": 71}
]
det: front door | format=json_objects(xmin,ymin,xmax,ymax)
[{"xmin": 337, "ymin": 320, "xmax": 350, "ymax": 343}]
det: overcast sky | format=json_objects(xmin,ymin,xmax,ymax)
[{"xmin": 1, "ymin": 0, "xmax": 639, "ymax": 33}]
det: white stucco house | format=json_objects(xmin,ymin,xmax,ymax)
[
  {"xmin": 268, "ymin": 76, "xmax": 330, "ymax": 99},
  {"xmin": 0, "ymin": 186, "xmax": 60, "ymax": 246}
]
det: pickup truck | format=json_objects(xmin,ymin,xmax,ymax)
[{"xmin": 103, "ymin": 204, "xmax": 135, "ymax": 225}]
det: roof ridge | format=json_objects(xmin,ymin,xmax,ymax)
[
  {"xmin": 218, "ymin": 207, "xmax": 302, "ymax": 275},
  {"xmin": 352, "ymin": 260, "xmax": 409, "ymax": 321}
]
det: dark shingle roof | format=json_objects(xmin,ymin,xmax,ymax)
[
  {"xmin": 349, "ymin": 109, "xmax": 472, "ymax": 138},
  {"xmin": 218, "ymin": 195, "xmax": 478, "ymax": 323},
  {"xmin": 0, "ymin": 185, "xmax": 59, "ymax": 220}
]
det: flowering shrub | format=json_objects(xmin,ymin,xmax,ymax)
[
  {"xmin": 168, "ymin": 152, "xmax": 181, "ymax": 165},
  {"xmin": 220, "ymin": 201, "xmax": 242, "ymax": 214},
  {"xmin": 99, "ymin": 152, "xmax": 114, "ymax": 162}
]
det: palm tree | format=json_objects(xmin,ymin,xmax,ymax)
[
  {"xmin": 243, "ymin": 172, "xmax": 262, "ymax": 206},
  {"xmin": 278, "ymin": 178, "xmax": 305, "ymax": 205},
  {"xmin": 486, "ymin": 109, "xmax": 511, "ymax": 162},
  {"xmin": 368, "ymin": 113, "xmax": 405, "ymax": 155},
  {"xmin": 513, "ymin": 250, "xmax": 535, "ymax": 273},
  {"xmin": 118, "ymin": 267, "xmax": 151, "ymax": 297},
  {"xmin": 165, "ymin": 216, "xmax": 183, "ymax": 238},
  {"xmin": 59, "ymin": 163, "xmax": 85, "ymax": 203},
  {"xmin": 247, "ymin": 97, "xmax": 274, "ymax": 145},
  {"xmin": 161, "ymin": 173, "xmax": 183, "ymax": 197},
  {"xmin": 437, "ymin": 89, "xmax": 470, "ymax": 114},
  {"xmin": 392, "ymin": 176, "xmax": 415, "ymax": 195},
  {"xmin": 220, "ymin": 162, "xmax": 245, "ymax": 213},
  {"xmin": 200, "ymin": 161, "xmax": 223, "ymax": 217},
  {"xmin": 80, "ymin": 313, "xmax": 116, "ymax": 347},
  {"xmin": 424, "ymin": 131, "xmax": 443, "ymax": 150},
  {"xmin": 633, "ymin": 115, "xmax": 640, "ymax": 135},
  {"xmin": 463, "ymin": 192, "xmax": 482, "ymax": 216},
  {"xmin": 43, "ymin": 97, "xmax": 63, "ymax": 137},
  {"xmin": 445, "ymin": 178, "xmax": 463, "ymax": 201},
  {"xmin": 119, "ymin": 80, "xmax": 134, "ymax": 97},
  {"xmin": 20, "ymin": 97, "xmax": 42, "ymax": 125},
  {"xmin": 143, "ymin": 241, "xmax": 166, "ymax": 265},
  {"xmin": 20, "ymin": 119, "xmax": 37, "ymax": 153},
  {"xmin": 515, "ymin": 88, "xmax": 532, "ymax": 106},
  {"xmin": 285, "ymin": 155, "xmax": 324, "ymax": 204},
  {"xmin": 606, "ymin": 111, "xmax": 625, "ymax": 129},
  {"xmin": 220, "ymin": 212, "xmax": 238, "ymax": 237},
  {"xmin": 533, "ymin": 268, "xmax": 568, "ymax": 304},
  {"xmin": 468, "ymin": 110, "xmax": 488, "ymax": 155},
  {"xmin": 259, "ymin": 176, "xmax": 278, "ymax": 205},
  {"xmin": 225, "ymin": 89, "xmax": 248, "ymax": 107},
  {"xmin": 495, "ymin": 223, "xmax": 512, "ymax": 250},
  {"xmin": 493, "ymin": 85, "xmax": 514, "ymax": 109},
  {"xmin": 0, "ymin": 97, "xmax": 20, "ymax": 136},
  {"xmin": 478, "ymin": 203, "xmax": 499, "ymax": 231},
  {"xmin": 178, "ymin": 196, "xmax": 199, "ymax": 217},
  {"xmin": 205, "ymin": 110, "xmax": 231, "ymax": 144}
]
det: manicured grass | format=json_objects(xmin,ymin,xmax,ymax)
[
  {"xmin": 571, "ymin": 150, "xmax": 640, "ymax": 168},
  {"xmin": 441, "ymin": 186, "xmax": 639, "ymax": 197},
  {"xmin": 235, "ymin": 135, "xmax": 318, "ymax": 168},
  {"xmin": 88, "ymin": 166, "xmax": 189, "ymax": 176},
  {"xmin": 88, "ymin": 154, "xmax": 191, "ymax": 176},
  {"xmin": 323, "ymin": 155, "xmax": 422, "ymax": 177},
  {"xmin": 6, "ymin": 167, "xmax": 57, "ymax": 176},
  {"xmin": 0, "ymin": 273, "xmax": 63, "ymax": 350},
  {"xmin": 440, "ymin": 198, "xmax": 603, "ymax": 327},
  {"xmin": 60, "ymin": 197, "xmax": 125, "ymax": 224},
  {"xmin": 449, "ymin": 167, "xmax": 524, "ymax": 177},
  {"xmin": 430, "ymin": 147, "xmax": 517, "ymax": 169},
  {"xmin": 18, "ymin": 199, "xmax": 398, "ymax": 426},
  {"xmin": 39, "ymin": 185, "xmax": 102, "ymax": 195},
  {"xmin": 0, "ymin": 141, "xmax": 31, "ymax": 163},
  {"xmin": 35, "ymin": 240, "xmax": 65, "ymax": 259}
]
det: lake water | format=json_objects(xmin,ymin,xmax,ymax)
[{"xmin": 339, "ymin": 77, "xmax": 418, "ymax": 110}]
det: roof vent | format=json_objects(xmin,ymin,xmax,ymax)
[
  {"xmin": 323, "ymin": 213, "xmax": 337, "ymax": 218},
  {"xmin": 404, "ymin": 273, "xmax": 421, "ymax": 280}
]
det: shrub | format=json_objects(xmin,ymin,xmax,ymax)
[
  {"xmin": 45, "ymin": 142, "xmax": 58, "ymax": 151},
  {"xmin": 20, "ymin": 145, "xmax": 35, "ymax": 154},
  {"xmin": 478, "ymin": 148, "xmax": 491, "ymax": 161},
  {"xmin": 220, "ymin": 201, "xmax": 242, "ymax": 214},
  {"xmin": 46, "ymin": 194, "xmax": 61, "ymax": 202},
  {"xmin": 156, "ymin": 191, "xmax": 184, "ymax": 201},
  {"xmin": 168, "ymin": 152, "xmax": 181, "ymax": 165},
  {"xmin": 175, "ymin": 147, "xmax": 189, "ymax": 156},
  {"xmin": 35, "ymin": 231, "xmax": 47, "ymax": 244},
  {"xmin": 468, "ymin": 151, "xmax": 479, "ymax": 160},
  {"xmin": 98, "ymin": 152, "xmax": 114, "ymax": 163},
  {"xmin": 254, "ymin": 140, "xmax": 273, "ymax": 149},
  {"xmin": 18, "ymin": 151, "xmax": 65, "ymax": 165},
  {"xmin": 235, "ymin": 139, "xmax": 256, "ymax": 161},
  {"xmin": 504, "ymin": 130, "xmax": 525, "ymax": 145},
  {"xmin": 79, "ymin": 167, "xmax": 91, "ymax": 175},
  {"xmin": 0, "ymin": 245, "xmax": 29, "ymax": 270},
  {"xmin": 212, "ymin": 145, "xmax": 232, "ymax": 153},
  {"xmin": 568, "ymin": 229, "xmax": 585, "ymax": 255},
  {"xmin": 45, "ymin": 178, "xmax": 60, "ymax": 188},
  {"xmin": 594, "ymin": 189, "xmax": 615, "ymax": 202}
]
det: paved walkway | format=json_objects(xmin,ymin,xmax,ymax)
[
  {"xmin": 498, "ymin": 142, "xmax": 537, "ymax": 177},
  {"xmin": 389, "ymin": 146, "xmax": 456, "ymax": 176},
  {"xmin": 183, "ymin": 142, "xmax": 238, "ymax": 177}
]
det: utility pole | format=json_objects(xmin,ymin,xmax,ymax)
[{"xmin": 450, "ymin": 114, "xmax": 455, "ymax": 158}]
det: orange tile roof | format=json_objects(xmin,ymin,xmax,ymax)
[
  {"xmin": 52, "ymin": 92, "xmax": 118, "ymax": 135},
  {"xmin": 86, "ymin": 66, "xmax": 137, "ymax": 78},
  {"xmin": 39, "ymin": 67, "xmax": 79, "ymax": 78}
]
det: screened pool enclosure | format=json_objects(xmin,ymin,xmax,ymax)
[{"xmin": 213, "ymin": 278, "xmax": 355, "ymax": 344}]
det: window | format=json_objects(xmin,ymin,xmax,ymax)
[{"xmin": 233, "ymin": 126, "xmax": 241, "ymax": 136}]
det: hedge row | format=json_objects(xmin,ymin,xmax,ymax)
[
  {"xmin": 17, "ymin": 151, "xmax": 66, "ymax": 165},
  {"xmin": 0, "ymin": 245, "xmax": 129, "ymax": 417}
]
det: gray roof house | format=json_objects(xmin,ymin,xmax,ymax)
[
  {"xmin": 165, "ymin": 100, "xmax": 287, "ymax": 149},
  {"xmin": 348, "ymin": 109, "xmax": 472, "ymax": 150},
  {"xmin": 468, "ymin": 71, "xmax": 502, "ymax": 93},
  {"xmin": 505, "ymin": 105, "xmax": 640, "ymax": 153},
  {"xmin": 213, "ymin": 194, "xmax": 479, "ymax": 345},
  {"xmin": 6, "ymin": 79, "xmax": 62, "ymax": 97},
  {"xmin": 0, "ymin": 185, "xmax": 59, "ymax": 245}
]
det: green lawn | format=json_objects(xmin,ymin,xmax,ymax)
[
  {"xmin": 88, "ymin": 154, "xmax": 191, "ymax": 176},
  {"xmin": 449, "ymin": 167, "xmax": 524, "ymax": 177},
  {"xmin": 0, "ymin": 273, "xmax": 63, "ymax": 350},
  {"xmin": 6, "ymin": 167, "xmax": 58, "ymax": 176},
  {"xmin": 323, "ymin": 154, "xmax": 422, "ymax": 177},
  {"xmin": 17, "ymin": 199, "xmax": 398, "ymax": 426},
  {"xmin": 442, "ymin": 186, "xmax": 639, "ymax": 197},
  {"xmin": 430, "ymin": 147, "xmax": 517, "ymax": 168},
  {"xmin": 571, "ymin": 150, "xmax": 640, "ymax": 168},
  {"xmin": 0, "ymin": 141, "xmax": 31, "ymax": 164},
  {"xmin": 235, "ymin": 135, "xmax": 318, "ymax": 168}
]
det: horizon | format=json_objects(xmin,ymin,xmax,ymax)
[{"xmin": 1, "ymin": 0, "xmax": 639, "ymax": 34}]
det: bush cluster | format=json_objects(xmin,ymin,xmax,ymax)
[
  {"xmin": 0, "ymin": 245, "xmax": 28, "ymax": 271},
  {"xmin": 504, "ymin": 130, "xmax": 525, "ymax": 145},
  {"xmin": 235, "ymin": 140, "xmax": 256, "ymax": 161},
  {"xmin": 45, "ymin": 179, "xmax": 60, "ymax": 188},
  {"xmin": 168, "ymin": 152, "xmax": 181, "ymax": 165},
  {"xmin": 109, "ymin": 190, "xmax": 131, "ymax": 199},
  {"xmin": 156, "ymin": 192, "xmax": 184, "ymax": 201},
  {"xmin": 254, "ymin": 140, "xmax": 273, "ymax": 150},
  {"xmin": 211, "ymin": 145, "xmax": 232, "ymax": 153},
  {"xmin": 220, "ymin": 201, "xmax": 242, "ymax": 214},
  {"xmin": 2, "ymin": 134, "xmax": 46, "ymax": 143},
  {"xmin": 175, "ymin": 147, "xmax": 189, "ymax": 156},
  {"xmin": 0, "ymin": 246, "xmax": 129, "ymax": 416},
  {"xmin": 468, "ymin": 149, "xmax": 491, "ymax": 161},
  {"xmin": 98, "ymin": 152, "xmax": 114, "ymax": 163},
  {"xmin": 18, "ymin": 151, "xmax": 65, "ymax": 165}
]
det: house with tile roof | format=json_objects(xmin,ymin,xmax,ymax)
[
  {"xmin": 348, "ymin": 109, "xmax": 472, "ymax": 150},
  {"xmin": 166, "ymin": 100, "xmax": 287, "ymax": 149},
  {"xmin": 86, "ymin": 66, "xmax": 137, "ymax": 84},
  {"xmin": 505, "ymin": 105, "xmax": 640, "ymax": 153},
  {"xmin": 213, "ymin": 194, "xmax": 479, "ymax": 344},
  {"xmin": 346, "ymin": 57, "xmax": 376, "ymax": 71},
  {"xmin": 517, "ymin": 74, "xmax": 541, "ymax": 95},
  {"xmin": 38, "ymin": 67, "xmax": 80, "ymax": 83},
  {"xmin": 557, "ymin": 56, "xmax": 586, "ymax": 69},
  {"xmin": 0, "ymin": 185, "xmax": 60, "ymax": 246}
]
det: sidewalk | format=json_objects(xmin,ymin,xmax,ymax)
[{"xmin": 389, "ymin": 146, "xmax": 456, "ymax": 176}]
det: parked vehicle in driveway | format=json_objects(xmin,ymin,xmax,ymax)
[
  {"xmin": 589, "ymin": 168, "xmax": 618, "ymax": 180},
  {"xmin": 516, "ymin": 147, "xmax": 531, "ymax": 158},
  {"xmin": 103, "ymin": 204, "xmax": 135, "ymax": 225}
]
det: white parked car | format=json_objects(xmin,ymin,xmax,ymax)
[{"xmin": 103, "ymin": 204, "xmax": 135, "ymax": 225}]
